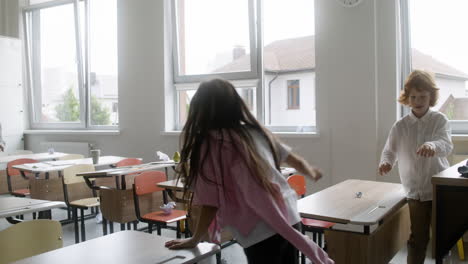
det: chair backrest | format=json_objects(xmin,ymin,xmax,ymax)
[
  {"xmin": 59, "ymin": 154, "xmax": 85, "ymax": 160},
  {"xmin": 8, "ymin": 150, "xmax": 33, "ymax": 156},
  {"xmin": 7, "ymin": 158, "xmax": 39, "ymax": 177},
  {"xmin": 115, "ymin": 158, "xmax": 142, "ymax": 167},
  {"xmin": 287, "ymin": 174, "xmax": 306, "ymax": 197},
  {"xmin": 99, "ymin": 188, "xmax": 137, "ymax": 223},
  {"xmin": 63, "ymin": 164, "xmax": 95, "ymax": 185},
  {"xmin": 0, "ymin": 219, "xmax": 62, "ymax": 264},
  {"xmin": 133, "ymin": 171, "xmax": 167, "ymax": 196}
]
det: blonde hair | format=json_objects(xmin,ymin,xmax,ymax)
[{"xmin": 398, "ymin": 70, "xmax": 439, "ymax": 107}]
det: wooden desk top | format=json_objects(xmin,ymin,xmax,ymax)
[
  {"xmin": 297, "ymin": 179, "xmax": 406, "ymax": 225},
  {"xmin": 432, "ymin": 159, "xmax": 468, "ymax": 187},
  {"xmin": 0, "ymin": 197, "xmax": 65, "ymax": 218},
  {"xmin": 14, "ymin": 230, "xmax": 220, "ymax": 264},
  {"xmin": 12, "ymin": 156, "xmax": 128, "ymax": 173},
  {"xmin": 0, "ymin": 152, "xmax": 68, "ymax": 164}
]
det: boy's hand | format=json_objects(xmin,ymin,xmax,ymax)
[
  {"xmin": 416, "ymin": 143, "xmax": 435, "ymax": 157},
  {"xmin": 378, "ymin": 163, "xmax": 392, "ymax": 176}
]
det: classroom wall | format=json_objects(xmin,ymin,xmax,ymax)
[{"xmin": 19, "ymin": 0, "xmax": 465, "ymax": 193}]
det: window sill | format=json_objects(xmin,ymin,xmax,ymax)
[
  {"xmin": 161, "ymin": 131, "xmax": 319, "ymax": 138},
  {"xmin": 24, "ymin": 130, "xmax": 120, "ymax": 136},
  {"xmin": 452, "ymin": 134, "xmax": 468, "ymax": 141}
]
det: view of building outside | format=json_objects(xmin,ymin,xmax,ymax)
[
  {"xmin": 410, "ymin": 0, "xmax": 468, "ymax": 121},
  {"xmin": 175, "ymin": 0, "xmax": 316, "ymax": 131}
]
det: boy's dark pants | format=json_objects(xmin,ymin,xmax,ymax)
[{"xmin": 407, "ymin": 199, "xmax": 432, "ymax": 264}]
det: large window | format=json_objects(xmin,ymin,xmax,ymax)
[
  {"xmin": 172, "ymin": 0, "xmax": 316, "ymax": 132},
  {"xmin": 24, "ymin": 0, "xmax": 118, "ymax": 129},
  {"xmin": 405, "ymin": 0, "xmax": 468, "ymax": 133}
]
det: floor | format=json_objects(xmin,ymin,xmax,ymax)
[{"xmin": 0, "ymin": 198, "xmax": 465, "ymax": 264}]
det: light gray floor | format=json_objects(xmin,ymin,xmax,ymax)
[{"xmin": 0, "ymin": 197, "xmax": 465, "ymax": 264}]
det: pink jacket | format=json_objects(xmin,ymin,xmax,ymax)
[{"xmin": 193, "ymin": 132, "xmax": 334, "ymax": 264}]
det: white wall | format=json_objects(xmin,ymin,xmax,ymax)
[
  {"xmin": 19, "ymin": 0, "xmax": 446, "ymax": 192},
  {"xmin": 266, "ymin": 72, "xmax": 316, "ymax": 127}
]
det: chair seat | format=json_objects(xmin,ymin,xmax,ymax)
[
  {"xmin": 12, "ymin": 188, "xmax": 30, "ymax": 197},
  {"xmin": 142, "ymin": 209, "xmax": 187, "ymax": 223},
  {"xmin": 70, "ymin": 197, "xmax": 100, "ymax": 208},
  {"xmin": 301, "ymin": 218, "xmax": 335, "ymax": 229}
]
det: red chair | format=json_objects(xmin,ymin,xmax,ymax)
[
  {"xmin": 287, "ymin": 175, "xmax": 335, "ymax": 264},
  {"xmin": 6, "ymin": 158, "xmax": 39, "ymax": 197},
  {"xmin": 133, "ymin": 171, "xmax": 187, "ymax": 238},
  {"xmin": 115, "ymin": 158, "xmax": 142, "ymax": 167}
]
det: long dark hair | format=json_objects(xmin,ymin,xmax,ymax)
[{"xmin": 177, "ymin": 78, "xmax": 282, "ymax": 202}]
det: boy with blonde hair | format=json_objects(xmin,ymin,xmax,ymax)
[{"xmin": 379, "ymin": 70, "xmax": 453, "ymax": 264}]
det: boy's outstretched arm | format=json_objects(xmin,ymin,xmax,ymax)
[
  {"xmin": 421, "ymin": 116, "xmax": 453, "ymax": 158},
  {"xmin": 286, "ymin": 152, "xmax": 322, "ymax": 181},
  {"xmin": 165, "ymin": 205, "xmax": 218, "ymax": 249}
]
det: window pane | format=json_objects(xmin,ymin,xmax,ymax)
[
  {"xmin": 89, "ymin": 0, "xmax": 118, "ymax": 126},
  {"xmin": 410, "ymin": 0, "xmax": 468, "ymax": 122},
  {"xmin": 30, "ymin": 4, "xmax": 81, "ymax": 123},
  {"xmin": 264, "ymin": 0, "xmax": 316, "ymax": 131},
  {"xmin": 175, "ymin": 0, "xmax": 251, "ymax": 75}
]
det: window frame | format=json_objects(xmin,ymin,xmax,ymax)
[
  {"xmin": 401, "ymin": 0, "xmax": 468, "ymax": 134},
  {"xmin": 170, "ymin": 0, "xmax": 317, "ymax": 133},
  {"xmin": 23, "ymin": 0, "xmax": 118, "ymax": 130}
]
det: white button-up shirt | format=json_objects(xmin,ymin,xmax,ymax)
[{"xmin": 380, "ymin": 109, "xmax": 453, "ymax": 201}]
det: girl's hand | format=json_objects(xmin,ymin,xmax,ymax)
[
  {"xmin": 165, "ymin": 238, "xmax": 200, "ymax": 249},
  {"xmin": 378, "ymin": 163, "xmax": 392, "ymax": 176},
  {"xmin": 416, "ymin": 143, "xmax": 435, "ymax": 157},
  {"xmin": 310, "ymin": 167, "xmax": 322, "ymax": 182}
]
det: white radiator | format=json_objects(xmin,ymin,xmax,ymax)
[{"xmin": 40, "ymin": 142, "xmax": 91, "ymax": 157}]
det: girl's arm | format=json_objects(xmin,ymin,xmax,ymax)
[
  {"xmin": 165, "ymin": 205, "xmax": 218, "ymax": 249},
  {"xmin": 286, "ymin": 152, "xmax": 322, "ymax": 181}
]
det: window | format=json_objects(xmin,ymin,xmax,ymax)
[
  {"xmin": 404, "ymin": 0, "xmax": 468, "ymax": 133},
  {"xmin": 287, "ymin": 80, "xmax": 300, "ymax": 109},
  {"xmin": 23, "ymin": 0, "xmax": 118, "ymax": 129},
  {"xmin": 171, "ymin": 0, "xmax": 316, "ymax": 132}
]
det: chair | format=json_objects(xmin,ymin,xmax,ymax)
[
  {"xmin": 6, "ymin": 158, "xmax": 39, "ymax": 197},
  {"xmin": 62, "ymin": 164, "xmax": 100, "ymax": 243},
  {"xmin": 0, "ymin": 219, "xmax": 62, "ymax": 264},
  {"xmin": 133, "ymin": 171, "xmax": 188, "ymax": 238},
  {"xmin": 115, "ymin": 158, "xmax": 142, "ymax": 167},
  {"xmin": 8, "ymin": 150, "xmax": 33, "ymax": 155},
  {"xmin": 59, "ymin": 154, "xmax": 85, "ymax": 160},
  {"xmin": 287, "ymin": 174, "xmax": 335, "ymax": 264},
  {"xmin": 99, "ymin": 187, "xmax": 138, "ymax": 234}
]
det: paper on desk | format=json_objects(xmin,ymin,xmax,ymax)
[{"xmin": 156, "ymin": 151, "xmax": 170, "ymax": 161}]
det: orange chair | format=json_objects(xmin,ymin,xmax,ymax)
[
  {"xmin": 115, "ymin": 158, "xmax": 142, "ymax": 167},
  {"xmin": 287, "ymin": 175, "xmax": 335, "ymax": 264},
  {"xmin": 6, "ymin": 158, "xmax": 39, "ymax": 197},
  {"xmin": 133, "ymin": 171, "xmax": 187, "ymax": 238}
]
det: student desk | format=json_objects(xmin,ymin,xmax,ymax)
[
  {"xmin": 12, "ymin": 156, "xmax": 129, "ymax": 179},
  {"xmin": 0, "ymin": 152, "xmax": 68, "ymax": 194},
  {"xmin": 0, "ymin": 196, "xmax": 65, "ymax": 223},
  {"xmin": 432, "ymin": 159, "xmax": 468, "ymax": 264},
  {"xmin": 297, "ymin": 179, "xmax": 410, "ymax": 264},
  {"xmin": 78, "ymin": 162, "xmax": 176, "ymax": 190},
  {"xmin": 13, "ymin": 230, "xmax": 221, "ymax": 264},
  {"xmin": 157, "ymin": 167, "xmax": 298, "ymax": 203}
]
